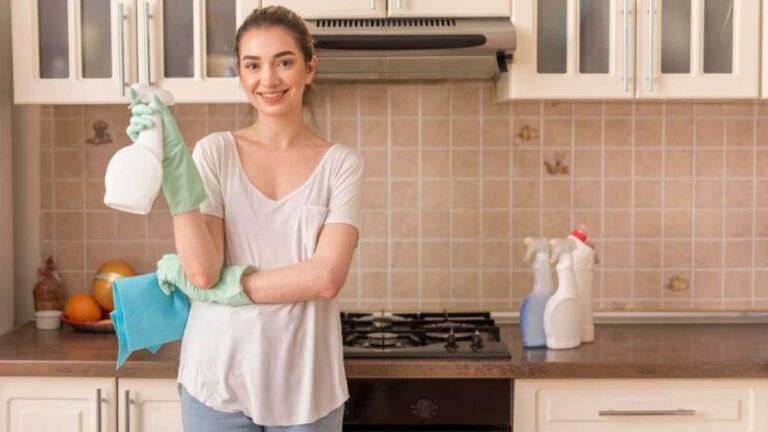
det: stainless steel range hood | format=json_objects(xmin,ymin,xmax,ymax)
[{"xmin": 308, "ymin": 18, "xmax": 516, "ymax": 80}]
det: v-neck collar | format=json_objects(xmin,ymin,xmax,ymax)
[{"xmin": 227, "ymin": 131, "xmax": 338, "ymax": 205}]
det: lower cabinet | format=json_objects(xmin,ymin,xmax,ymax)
[
  {"xmin": 0, "ymin": 377, "xmax": 181, "ymax": 432},
  {"xmin": 118, "ymin": 378, "xmax": 183, "ymax": 432},
  {"xmin": 514, "ymin": 379, "xmax": 768, "ymax": 432}
]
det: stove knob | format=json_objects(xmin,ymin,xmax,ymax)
[
  {"xmin": 444, "ymin": 330, "xmax": 458, "ymax": 352},
  {"xmin": 411, "ymin": 398, "xmax": 438, "ymax": 419},
  {"xmin": 470, "ymin": 329, "xmax": 484, "ymax": 351}
]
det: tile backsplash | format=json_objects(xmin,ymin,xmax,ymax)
[{"xmin": 40, "ymin": 81, "xmax": 768, "ymax": 312}]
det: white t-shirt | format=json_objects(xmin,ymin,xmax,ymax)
[{"xmin": 177, "ymin": 131, "xmax": 363, "ymax": 426}]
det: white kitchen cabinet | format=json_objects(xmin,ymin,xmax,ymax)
[
  {"xmin": 12, "ymin": 0, "xmax": 137, "ymax": 104},
  {"xmin": 264, "ymin": 0, "xmax": 508, "ymax": 19},
  {"xmin": 141, "ymin": 0, "xmax": 259, "ymax": 103},
  {"xmin": 635, "ymin": 0, "xmax": 759, "ymax": 99},
  {"xmin": 262, "ymin": 0, "xmax": 387, "ymax": 19},
  {"xmin": 514, "ymin": 378, "xmax": 768, "ymax": 432},
  {"xmin": 0, "ymin": 376, "xmax": 116, "ymax": 432},
  {"xmin": 11, "ymin": 0, "xmax": 259, "ymax": 104},
  {"xmin": 500, "ymin": 0, "xmax": 634, "ymax": 99},
  {"xmin": 386, "ymin": 0, "xmax": 511, "ymax": 18},
  {"xmin": 499, "ymin": 0, "xmax": 759, "ymax": 100},
  {"xmin": 117, "ymin": 378, "xmax": 182, "ymax": 432},
  {"xmin": 762, "ymin": 0, "xmax": 768, "ymax": 98}
]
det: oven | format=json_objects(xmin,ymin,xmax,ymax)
[{"xmin": 341, "ymin": 311, "xmax": 512, "ymax": 431}]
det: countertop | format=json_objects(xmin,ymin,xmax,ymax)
[{"xmin": 1, "ymin": 322, "xmax": 768, "ymax": 379}]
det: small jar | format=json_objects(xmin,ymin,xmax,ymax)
[
  {"xmin": 35, "ymin": 310, "xmax": 62, "ymax": 330},
  {"xmin": 33, "ymin": 256, "xmax": 63, "ymax": 311}
]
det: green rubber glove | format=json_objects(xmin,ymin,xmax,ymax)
[
  {"xmin": 156, "ymin": 254, "xmax": 255, "ymax": 306},
  {"xmin": 126, "ymin": 87, "xmax": 207, "ymax": 215}
]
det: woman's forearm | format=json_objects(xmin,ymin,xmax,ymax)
[
  {"xmin": 241, "ymin": 257, "xmax": 345, "ymax": 303},
  {"xmin": 172, "ymin": 210, "xmax": 223, "ymax": 288}
]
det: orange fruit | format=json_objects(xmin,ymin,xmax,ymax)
[
  {"xmin": 64, "ymin": 293, "xmax": 102, "ymax": 322},
  {"xmin": 92, "ymin": 260, "xmax": 135, "ymax": 312}
]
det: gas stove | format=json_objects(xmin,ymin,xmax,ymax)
[{"xmin": 341, "ymin": 311, "xmax": 511, "ymax": 359}]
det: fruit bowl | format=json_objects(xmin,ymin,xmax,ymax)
[{"xmin": 61, "ymin": 316, "xmax": 115, "ymax": 333}]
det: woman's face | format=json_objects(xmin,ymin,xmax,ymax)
[{"xmin": 237, "ymin": 26, "xmax": 316, "ymax": 118}]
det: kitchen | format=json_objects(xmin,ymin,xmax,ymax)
[{"xmin": 1, "ymin": 0, "xmax": 768, "ymax": 431}]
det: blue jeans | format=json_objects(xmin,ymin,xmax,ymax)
[{"xmin": 179, "ymin": 385, "xmax": 344, "ymax": 432}]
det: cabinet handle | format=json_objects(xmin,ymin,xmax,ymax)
[
  {"xmin": 647, "ymin": 0, "xmax": 654, "ymax": 92},
  {"xmin": 125, "ymin": 389, "xmax": 132, "ymax": 432},
  {"xmin": 397, "ymin": 0, "xmax": 403, "ymax": 9},
  {"xmin": 622, "ymin": 0, "xmax": 628, "ymax": 92},
  {"xmin": 370, "ymin": 0, "xmax": 375, "ymax": 10},
  {"xmin": 599, "ymin": 409, "xmax": 696, "ymax": 416},
  {"xmin": 117, "ymin": 3, "xmax": 126, "ymax": 97},
  {"xmin": 143, "ymin": 1, "xmax": 151, "ymax": 86},
  {"xmin": 96, "ymin": 388, "xmax": 103, "ymax": 432}
]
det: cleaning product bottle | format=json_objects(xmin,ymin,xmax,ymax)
[
  {"xmin": 103, "ymin": 84, "xmax": 175, "ymax": 215},
  {"xmin": 543, "ymin": 238, "xmax": 582, "ymax": 350},
  {"xmin": 569, "ymin": 226, "xmax": 596, "ymax": 343},
  {"xmin": 519, "ymin": 237, "xmax": 555, "ymax": 348}
]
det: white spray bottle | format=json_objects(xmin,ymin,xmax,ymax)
[
  {"xmin": 103, "ymin": 84, "xmax": 175, "ymax": 215},
  {"xmin": 569, "ymin": 226, "xmax": 596, "ymax": 343},
  {"xmin": 543, "ymin": 238, "xmax": 582, "ymax": 350},
  {"xmin": 520, "ymin": 237, "xmax": 555, "ymax": 348}
]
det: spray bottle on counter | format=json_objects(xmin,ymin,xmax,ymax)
[
  {"xmin": 569, "ymin": 226, "xmax": 596, "ymax": 343},
  {"xmin": 103, "ymin": 84, "xmax": 175, "ymax": 215},
  {"xmin": 519, "ymin": 237, "xmax": 555, "ymax": 348},
  {"xmin": 543, "ymin": 238, "xmax": 582, "ymax": 350}
]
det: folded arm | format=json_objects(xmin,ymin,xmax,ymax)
[
  {"xmin": 173, "ymin": 211, "xmax": 225, "ymax": 288},
  {"xmin": 241, "ymin": 223, "xmax": 358, "ymax": 303}
]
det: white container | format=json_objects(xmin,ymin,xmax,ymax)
[
  {"xmin": 35, "ymin": 310, "xmax": 62, "ymax": 330},
  {"xmin": 103, "ymin": 84, "xmax": 174, "ymax": 215},
  {"xmin": 543, "ymin": 238, "xmax": 582, "ymax": 350},
  {"xmin": 569, "ymin": 227, "xmax": 595, "ymax": 343}
]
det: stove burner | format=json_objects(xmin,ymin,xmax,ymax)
[
  {"xmin": 366, "ymin": 332, "xmax": 399, "ymax": 346},
  {"xmin": 371, "ymin": 316, "xmax": 393, "ymax": 329}
]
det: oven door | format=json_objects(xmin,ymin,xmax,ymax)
[{"xmin": 343, "ymin": 379, "xmax": 511, "ymax": 431}]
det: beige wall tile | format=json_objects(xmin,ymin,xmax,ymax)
[
  {"xmin": 635, "ymin": 119, "xmax": 663, "ymax": 147},
  {"xmin": 452, "ymin": 240, "xmax": 479, "ymax": 269},
  {"xmin": 543, "ymin": 119, "xmax": 572, "ymax": 147},
  {"xmin": 391, "ymin": 149, "xmax": 419, "ymax": 177},
  {"xmin": 359, "ymin": 86, "xmax": 388, "ymax": 117},
  {"xmin": 391, "ymin": 180, "xmax": 418, "ymax": 208},
  {"xmin": 422, "ymin": 119, "xmax": 449, "ymax": 148},
  {"xmin": 361, "ymin": 211, "xmax": 388, "ymax": 239},
  {"xmin": 390, "ymin": 86, "xmax": 419, "ymax": 117},
  {"xmin": 451, "ymin": 119, "xmax": 480, "ymax": 147},
  {"xmin": 420, "ymin": 85, "xmax": 450, "ymax": 117},
  {"xmin": 574, "ymin": 119, "xmax": 601, "ymax": 148},
  {"xmin": 695, "ymin": 118, "xmax": 724, "ymax": 147},
  {"xmin": 725, "ymin": 119, "xmax": 755, "ymax": 147},
  {"xmin": 421, "ymin": 150, "xmax": 449, "ymax": 177},
  {"xmin": 391, "ymin": 119, "xmax": 418, "ymax": 147},
  {"xmin": 483, "ymin": 119, "xmax": 510, "ymax": 147}
]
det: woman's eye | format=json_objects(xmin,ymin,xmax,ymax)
[
  {"xmin": 278, "ymin": 60, "xmax": 293, "ymax": 68},
  {"xmin": 245, "ymin": 63, "xmax": 260, "ymax": 70}
]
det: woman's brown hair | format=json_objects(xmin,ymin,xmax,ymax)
[{"xmin": 235, "ymin": 6, "xmax": 316, "ymax": 107}]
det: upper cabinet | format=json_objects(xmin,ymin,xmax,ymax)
[
  {"xmin": 635, "ymin": 0, "xmax": 759, "ymax": 99},
  {"xmin": 12, "ymin": 0, "xmax": 137, "ymax": 104},
  {"xmin": 499, "ymin": 0, "xmax": 760, "ymax": 100},
  {"xmin": 502, "ymin": 0, "xmax": 635, "ymax": 99},
  {"xmin": 263, "ymin": 0, "xmax": 510, "ymax": 19},
  {"xmin": 261, "ymin": 0, "xmax": 387, "ymax": 19},
  {"xmin": 11, "ymin": 0, "xmax": 260, "ymax": 104}
]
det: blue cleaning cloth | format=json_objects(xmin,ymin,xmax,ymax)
[{"xmin": 110, "ymin": 273, "xmax": 191, "ymax": 368}]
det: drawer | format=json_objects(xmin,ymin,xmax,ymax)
[{"xmin": 514, "ymin": 379, "xmax": 768, "ymax": 432}]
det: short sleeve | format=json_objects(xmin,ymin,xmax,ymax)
[
  {"xmin": 324, "ymin": 148, "xmax": 364, "ymax": 229},
  {"xmin": 192, "ymin": 138, "xmax": 224, "ymax": 218}
]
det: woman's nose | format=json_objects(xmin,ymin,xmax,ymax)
[{"xmin": 262, "ymin": 66, "xmax": 280, "ymax": 85}]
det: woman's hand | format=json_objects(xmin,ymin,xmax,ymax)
[
  {"xmin": 124, "ymin": 87, "xmax": 207, "ymax": 215},
  {"xmin": 156, "ymin": 254, "xmax": 256, "ymax": 306}
]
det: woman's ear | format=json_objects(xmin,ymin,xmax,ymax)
[{"xmin": 305, "ymin": 56, "xmax": 317, "ymax": 85}]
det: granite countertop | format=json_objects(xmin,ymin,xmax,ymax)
[{"xmin": 1, "ymin": 322, "xmax": 768, "ymax": 379}]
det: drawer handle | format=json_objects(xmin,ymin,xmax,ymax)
[{"xmin": 599, "ymin": 409, "xmax": 696, "ymax": 417}]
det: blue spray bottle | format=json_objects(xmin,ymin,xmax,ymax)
[{"xmin": 519, "ymin": 237, "xmax": 555, "ymax": 348}]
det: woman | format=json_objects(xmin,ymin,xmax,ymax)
[{"xmin": 126, "ymin": 6, "xmax": 362, "ymax": 431}]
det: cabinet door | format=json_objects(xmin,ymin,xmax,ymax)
[
  {"xmin": 387, "ymin": 0, "xmax": 510, "ymax": 17},
  {"xmin": 138, "ymin": 0, "xmax": 259, "ymax": 103},
  {"xmin": 262, "ymin": 0, "xmax": 387, "ymax": 19},
  {"xmin": 515, "ymin": 378, "xmax": 768, "ymax": 432},
  {"xmin": 636, "ymin": 0, "xmax": 759, "ymax": 98},
  {"xmin": 0, "ymin": 377, "xmax": 116, "ymax": 432},
  {"xmin": 499, "ymin": 0, "xmax": 634, "ymax": 100},
  {"xmin": 11, "ymin": 0, "xmax": 137, "ymax": 104},
  {"xmin": 117, "ymin": 379, "xmax": 183, "ymax": 432}
]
